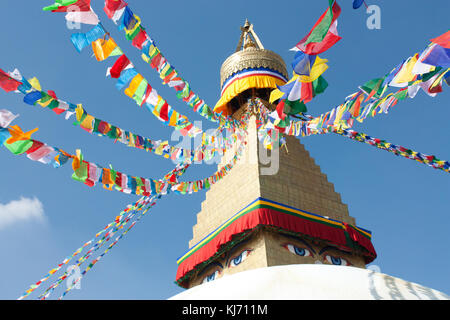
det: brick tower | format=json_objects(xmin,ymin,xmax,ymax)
[{"xmin": 175, "ymin": 21, "xmax": 376, "ymax": 289}]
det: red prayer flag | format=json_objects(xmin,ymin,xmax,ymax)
[
  {"xmin": 110, "ymin": 54, "xmax": 130, "ymax": 78},
  {"xmin": 52, "ymin": 0, "xmax": 91, "ymax": 12},
  {"xmin": 141, "ymin": 84, "xmax": 152, "ymax": 107},
  {"xmin": 104, "ymin": 0, "xmax": 128, "ymax": 18},
  {"xmin": 25, "ymin": 140, "xmax": 44, "ymax": 155},
  {"xmin": 276, "ymin": 100, "xmax": 286, "ymax": 120},
  {"xmin": 150, "ymin": 53, "xmax": 162, "ymax": 69},
  {"xmin": 431, "ymin": 31, "xmax": 450, "ymax": 49},
  {"xmin": 295, "ymin": 1, "xmax": 342, "ymax": 55},
  {"xmin": 0, "ymin": 68, "xmax": 22, "ymax": 92},
  {"xmin": 301, "ymin": 82, "xmax": 313, "ymax": 103},
  {"xmin": 131, "ymin": 29, "xmax": 148, "ymax": 50},
  {"xmin": 159, "ymin": 102, "xmax": 169, "ymax": 121}
]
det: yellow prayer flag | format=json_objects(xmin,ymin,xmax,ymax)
[
  {"xmin": 430, "ymin": 68, "xmax": 449, "ymax": 89},
  {"xmin": 269, "ymin": 88, "xmax": 285, "ymax": 103},
  {"xmin": 125, "ymin": 15, "xmax": 141, "ymax": 35},
  {"xmin": 124, "ymin": 74, "xmax": 144, "ymax": 98},
  {"xmin": 92, "ymin": 38, "xmax": 118, "ymax": 62},
  {"xmin": 72, "ymin": 149, "xmax": 82, "ymax": 171},
  {"xmin": 169, "ymin": 112, "xmax": 179, "ymax": 126},
  {"xmin": 75, "ymin": 104, "xmax": 84, "ymax": 122},
  {"xmin": 28, "ymin": 77, "xmax": 41, "ymax": 91},
  {"xmin": 394, "ymin": 55, "xmax": 418, "ymax": 84},
  {"xmin": 37, "ymin": 97, "xmax": 53, "ymax": 108},
  {"xmin": 6, "ymin": 125, "xmax": 38, "ymax": 144},
  {"xmin": 80, "ymin": 114, "xmax": 95, "ymax": 131},
  {"xmin": 298, "ymin": 56, "xmax": 329, "ymax": 83}
]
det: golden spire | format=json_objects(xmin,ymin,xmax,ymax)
[
  {"xmin": 236, "ymin": 19, "xmax": 265, "ymax": 52},
  {"xmin": 219, "ymin": 21, "xmax": 288, "ymax": 89}
]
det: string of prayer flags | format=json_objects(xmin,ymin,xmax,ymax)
[
  {"xmin": 0, "ymin": 121, "xmax": 171, "ymax": 196},
  {"xmin": 1, "ymin": 70, "xmax": 244, "ymax": 164},
  {"xmin": 41, "ymin": 196, "xmax": 159, "ymax": 300},
  {"xmin": 269, "ymin": 74, "xmax": 328, "ymax": 128},
  {"xmin": 57, "ymin": 196, "xmax": 157, "ymax": 300},
  {"xmin": 0, "ymin": 123, "xmax": 69, "ymax": 166},
  {"xmin": 102, "ymin": 0, "xmax": 235, "ymax": 126},
  {"xmin": 171, "ymin": 127, "xmax": 249, "ymax": 195},
  {"xmin": 18, "ymin": 195, "xmax": 156, "ymax": 300},
  {"xmin": 332, "ymin": 127, "xmax": 450, "ymax": 173},
  {"xmin": 25, "ymin": 156, "xmax": 183, "ymax": 300},
  {"xmin": 284, "ymin": 38, "xmax": 449, "ymax": 137},
  {"xmin": 292, "ymin": 0, "xmax": 342, "ymax": 55},
  {"xmin": 67, "ymin": 23, "xmax": 203, "ymax": 137}
]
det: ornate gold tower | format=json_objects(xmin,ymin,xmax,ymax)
[{"xmin": 175, "ymin": 21, "xmax": 376, "ymax": 289}]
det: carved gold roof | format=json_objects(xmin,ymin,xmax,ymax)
[{"xmin": 220, "ymin": 21, "xmax": 288, "ymax": 88}]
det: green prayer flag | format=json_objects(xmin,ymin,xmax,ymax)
[
  {"xmin": 47, "ymin": 99, "xmax": 60, "ymax": 110},
  {"xmin": 304, "ymin": 0, "xmax": 336, "ymax": 45},
  {"xmin": 284, "ymin": 99, "xmax": 307, "ymax": 115},
  {"xmin": 126, "ymin": 26, "xmax": 142, "ymax": 41},
  {"xmin": 4, "ymin": 139, "xmax": 33, "ymax": 155},
  {"xmin": 72, "ymin": 161, "xmax": 88, "ymax": 182},
  {"xmin": 132, "ymin": 79, "xmax": 148, "ymax": 105},
  {"xmin": 43, "ymin": 0, "xmax": 77, "ymax": 11},
  {"xmin": 312, "ymin": 76, "xmax": 328, "ymax": 96}
]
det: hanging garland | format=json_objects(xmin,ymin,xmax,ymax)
[
  {"xmin": 18, "ymin": 195, "xmax": 156, "ymax": 300},
  {"xmin": 44, "ymin": 195, "xmax": 159, "ymax": 300},
  {"xmin": 283, "ymin": 40, "xmax": 449, "ymax": 136},
  {"xmin": 1, "ymin": 110, "xmax": 249, "ymax": 196},
  {"xmin": 0, "ymin": 122, "xmax": 179, "ymax": 196},
  {"xmin": 332, "ymin": 127, "xmax": 450, "ymax": 173},
  {"xmin": 249, "ymin": 97, "xmax": 450, "ymax": 173},
  {"xmin": 100, "ymin": 0, "xmax": 231, "ymax": 125},
  {"xmin": 0, "ymin": 68, "xmax": 243, "ymax": 164}
]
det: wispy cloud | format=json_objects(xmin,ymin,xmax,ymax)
[{"xmin": 0, "ymin": 197, "xmax": 45, "ymax": 229}]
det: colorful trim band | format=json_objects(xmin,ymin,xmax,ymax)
[
  {"xmin": 221, "ymin": 68, "xmax": 288, "ymax": 96},
  {"xmin": 214, "ymin": 72, "xmax": 287, "ymax": 116},
  {"xmin": 175, "ymin": 197, "xmax": 376, "ymax": 285}
]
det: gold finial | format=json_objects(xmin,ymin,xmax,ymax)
[
  {"xmin": 220, "ymin": 21, "xmax": 288, "ymax": 88},
  {"xmin": 236, "ymin": 19, "xmax": 265, "ymax": 52}
]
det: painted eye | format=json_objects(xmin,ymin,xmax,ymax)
[
  {"xmin": 284, "ymin": 244, "xmax": 312, "ymax": 257},
  {"xmin": 229, "ymin": 249, "xmax": 252, "ymax": 268},
  {"xmin": 325, "ymin": 255, "xmax": 351, "ymax": 266},
  {"xmin": 202, "ymin": 270, "xmax": 220, "ymax": 284}
]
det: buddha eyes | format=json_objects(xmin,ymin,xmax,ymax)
[
  {"xmin": 324, "ymin": 255, "xmax": 351, "ymax": 266},
  {"xmin": 283, "ymin": 244, "xmax": 312, "ymax": 257},
  {"xmin": 200, "ymin": 249, "xmax": 253, "ymax": 283},
  {"xmin": 282, "ymin": 244, "xmax": 352, "ymax": 266},
  {"xmin": 228, "ymin": 249, "xmax": 252, "ymax": 268},
  {"xmin": 201, "ymin": 270, "xmax": 220, "ymax": 284}
]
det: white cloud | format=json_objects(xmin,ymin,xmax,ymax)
[{"xmin": 0, "ymin": 197, "xmax": 45, "ymax": 229}]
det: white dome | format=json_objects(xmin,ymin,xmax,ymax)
[{"xmin": 169, "ymin": 264, "xmax": 449, "ymax": 300}]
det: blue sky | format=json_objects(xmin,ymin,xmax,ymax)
[{"xmin": 0, "ymin": 0, "xmax": 449, "ymax": 299}]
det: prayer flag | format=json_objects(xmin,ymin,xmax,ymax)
[{"xmin": 293, "ymin": 1, "xmax": 342, "ymax": 55}]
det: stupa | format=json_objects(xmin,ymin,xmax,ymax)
[{"xmin": 170, "ymin": 21, "xmax": 449, "ymax": 300}]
